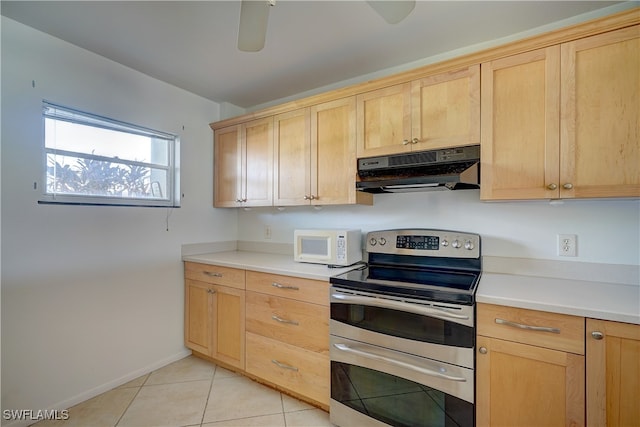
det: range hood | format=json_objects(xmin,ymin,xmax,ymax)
[{"xmin": 356, "ymin": 145, "xmax": 480, "ymax": 193}]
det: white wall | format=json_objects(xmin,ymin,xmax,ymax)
[
  {"xmin": 1, "ymin": 17, "xmax": 236, "ymax": 418},
  {"xmin": 238, "ymin": 191, "xmax": 640, "ymax": 266}
]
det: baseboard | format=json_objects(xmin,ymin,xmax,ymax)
[{"xmin": 2, "ymin": 349, "xmax": 192, "ymax": 427}]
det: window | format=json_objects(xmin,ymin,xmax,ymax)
[{"xmin": 41, "ymin": 101, "xmax": 180, "ymax": 207}]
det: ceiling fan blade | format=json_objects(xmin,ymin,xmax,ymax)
[
  {"xmin": 238, "ymin": 0, "xmax": 272, "ymax": 52},
  {"xmin": 367, "ymin": 0, "xmax": 416, "ymax": 24}
]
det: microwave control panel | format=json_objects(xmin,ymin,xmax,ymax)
[{"xmin": 336, "ymin": 234, "xmax": 346, "ymax": 261}]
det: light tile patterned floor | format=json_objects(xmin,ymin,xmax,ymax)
[{"xmin": 33, "ymin": 356, "xmax": 333, "ymax": 427}]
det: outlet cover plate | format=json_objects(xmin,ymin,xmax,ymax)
[{"xmin": 558, "ymin": 234, "xmax": 577, "ymax": 257}]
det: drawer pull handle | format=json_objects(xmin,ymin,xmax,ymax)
[
  {"xmin": 204, "ymin": 271, "xmax": 223, "ymax": 277},
  {"xmin": 271, "ymin": 359, "xmax": 299, "ymax": 371},
  {"xmin": 272, "ymin": 282, "xmax": 299, "ymax": 290},
  {"xmin": 207, "ymin": 289, "xmax": 216, "ymax": 294},
  {"xmin": 591, "ymin": 331, "xmax": 604, "ymax": 340},
  {"xmin": 495, "ymin": 318, "xmax": 560, "ymax": 334},
  {"xmin": 271, "ymin": 315, "xmax": 299, "ymax": 326}
]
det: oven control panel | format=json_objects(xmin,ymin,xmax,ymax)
[{"xmin": 366, "ymin": 229, "xmax": 480, "ymax": 259}]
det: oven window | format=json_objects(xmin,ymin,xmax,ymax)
[
  {"xmin": 332, "ymin": 361, "xmax": 473, "ymax": 427},
  {"xmin": 331, "ymin": 303, "xmax": 473, "ymax": 348}
]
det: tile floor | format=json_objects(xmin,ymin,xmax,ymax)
[{"xmin": 34, "ymin": 356, "xmax": 334, "ymax": 427}]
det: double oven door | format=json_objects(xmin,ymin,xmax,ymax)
[{"xmin": 330, "ymin": 286, "xmax": 475, "ymax": 427}]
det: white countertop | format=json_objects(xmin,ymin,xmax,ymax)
[
  {"xmin": 183, "ymin": 251, "xmax": 358, "ymax": 281},
  {"xmin": 183, "ymin": 249, "xmax": 640, "ymax": 325},
  {"xmin": 477, "ymin": 273, "xmax": 640, "ymax": 325}
]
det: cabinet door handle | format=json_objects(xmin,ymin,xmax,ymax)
[
  {"xmin": 411, "ymin": 138, "xmax": 419, "ymax": 144},
  {"xmin": 402, "ymin": 139, "xmax": 411, "ymax": 145},
  {"xmin": 271, "ymin": 315, "xmax": 299, "ymax": 326},
  {"xmin": 495, "ymin": 318, "xmax": 560, "ymax": 334},
  {"xmin": 271, "ymin": 359, "xmax": 299, "ymax": 371},
  {"xmin": 591, "ymin": 331, "xmax": 604, "ymax": 340},
  {"xmin": 207, "ymin": 289, "xmax": 216, "ymax": 294},
  {"xmin": 204, "ymin": 271, "xmax": 223, "ymax": 277},
  {"xmin": 563, "ymin": 183, "xmax": 574, "ymax": 190},
  {"xmin": 272, "ymin": 282, "xmax": 299, "ymax": 290},
  {"xmin": 479, "ymin": 347, "xmax": 488, "ymax": 354},
  {"xmin": 547, "ymin": 183, "xmax": 558, "ymax": 190}
]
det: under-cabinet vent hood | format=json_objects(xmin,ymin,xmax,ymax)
[{"xmin": 356, "ymin": 145, "xmax": 480, "ymax": 193}]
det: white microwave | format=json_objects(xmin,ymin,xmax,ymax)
[{"xmin": 294, "ymin": 229, "xmax": 362, "ymax": 266}]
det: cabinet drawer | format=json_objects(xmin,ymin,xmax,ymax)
[
  {"xmin": 478, "ymin": 303, "xmax": 584, "ymax": 355},
  {"xmin": 246, "ymin": 291, "xmax": 329, "ymax": 353},
  {"xmin": 246, "ymin": 332, "xmax": 329, "ymax": 406},
  {"xmin": 246, "ymin": 271, "xmax": 329, "ymax": 305},
  {"xmin": 184, "ymin": 262, "xmax": 245, "ymax": 289}
]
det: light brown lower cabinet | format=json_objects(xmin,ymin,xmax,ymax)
[
  {"xmin": 185, "ymin": 264, "xmax": 330, "ymax": 409},
  {"xmin": 586, "ymin": 319, "xmax": 640, "ymax": 427},
  {"xmin": 184, "ymin": 262, "xmax": 246, "ymax": 370},
  {"xmin": 244, "ymin": 271, "xmax": 330, "ymax": 409},
  {"xmin": 476, "ymin": 303, "xmax": 585, "ymax": 427},
  {"xmin": 476, "ymin": 335, "xmax": 585, "ymax": 427},
  {"xmin": 478, "ymin": 303, "xmax": 640, "ymax": 427},
  {"xmin": 245, "ymin": 332, "xmax": 329, "ymax": 407}
]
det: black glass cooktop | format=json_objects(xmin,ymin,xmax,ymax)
[{"xmin": 330, "ymin": 265, "xmax": 480, "ymax": 305}]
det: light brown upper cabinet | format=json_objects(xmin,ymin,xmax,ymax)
[
  {"xmin": 214, "ymin": 117, "xmax": 274, "ymax": 207},
  {"xmin": 274, "ymin": 97, "xmax": 372, "ymax": 206},
  {"xmin": 356, "ymin": 65, "xmax": 480, "ymax": 158},
  {"xmin": 481, "ymin": 25, "xmax": 640, "ymax": 200}
]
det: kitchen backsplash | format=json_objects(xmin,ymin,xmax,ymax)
[{"xmin": 236, "ymin": 190, "xmax": 640, "ymax": 266}]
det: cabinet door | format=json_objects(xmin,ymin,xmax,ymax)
[
  {"xmin": 356, "ymin": 83, "xmax": 412, "ymax": 158},
  {"xmin": 184, "ymin": 279, "xmax": 213, "ymax": 355},
  {"xmin": 274, "ymin": 109, "xmax": 311, "ymax": 206},
  {"xmin": 477, "ymin": 335, "xmax": 585, "ymax": 427},
  {"xmin": 480, "ymin": 47, "xmax": 561, "ymax": 200},
  {"xmin": 311, "ymin": 97, "xmax": 359, "ymax": 205},
  {"xmin": 243, "ymin": 117, "xmax": 274, "ymax": 207},
  {"xmin": 586, "ymin": 319, "xmax": 640, "ymax": 427},
  {"xmin": 211, "ymin": 284, "xmax": 245, "ymax": 370},
  {"xmin": 411, "ymin": 64, "xmax": 480, "ymax": 151},
  {"xmin": 560, "ymin": 25, "xmax": 640, "ymax": 198},
  {"xmin": 213, "ymin": 125, "xmax": 242, "ymax": 207}
]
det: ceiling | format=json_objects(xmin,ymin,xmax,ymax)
[{"xmin": 1, "ymin": 1, "xmax": 628, "ymax": 110}]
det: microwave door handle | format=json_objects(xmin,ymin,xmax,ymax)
[
  {"xmin": 331, "ymin": 292, "xmax": 469, "ymax": 321},
  {"xmin": 333, "ymin": 343, "xmax": 466, "ymax": 382}
]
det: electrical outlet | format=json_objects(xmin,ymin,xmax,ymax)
[
  {"xmin": 557, "ymin": 234, "xmax": 577, "ymax": 257},
  {"xmin": 264, "ymin": 226, "xmax": 272, "ymax": 240}
]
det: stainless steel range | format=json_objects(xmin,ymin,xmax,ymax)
[{"xmin": 329, "ymin": 229, "xmax": 481, "ymax": 427}]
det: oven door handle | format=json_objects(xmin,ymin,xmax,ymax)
[
  {"xmin": 333, "ymin": 343, "xmax": 467, "ymax": 382},
  {"xmin": 331, "ymin": 292, "xmax": 469, "ymax": 321}
]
